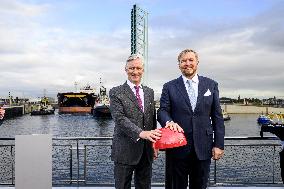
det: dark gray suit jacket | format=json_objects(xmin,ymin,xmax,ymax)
[
  {"xmin": 158, "ymin": 75, "xmax": 225, "ymax": 160},
  {"xmin": 109, "ymin": 82, "xmax": 156, "ymax": 165}
]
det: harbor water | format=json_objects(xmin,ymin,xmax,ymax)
[
  {"xmin": 0, "ymin": 112, "xmax": 282, "ymax": 185},
  {"xmin": 0, "ymin": 112, "xmax": 272, "ymax": 138}
]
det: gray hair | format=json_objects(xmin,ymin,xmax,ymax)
[
  {"xmin": 125, "ymin": 54, "xmax": 144, "ymax": 68},
  {"xmin": 177, "ymin": 49, "xmax": 199, "ymax": 63}
]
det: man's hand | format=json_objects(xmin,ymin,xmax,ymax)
[
  {"xmin": 165, "ymin": 121, "xmax": 184, "ymax": 133},
  {"xmin": 139, "ymin": 129, "xmax": 162, "ymax": 143},
  {"xmin": 0, "ymin": 108, "xmax": 5, "ymax": 120},
  {"xmin": 212, "ymin": 147, "xmax": 224, "ymax": 160}
]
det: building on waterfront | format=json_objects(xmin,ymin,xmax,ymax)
[
  {"xmin": 220, "ymin": 97, "xmax": 234, "ymax": 104},
  {"xmin": 219, "ymin": 96, "xmax": 283, "ymax": 106},
  {"xmin": 1, "ymin": 97, "xmax": 55, "ymax": 106},
  {"xmin": 0, "ymin": 97, "xmax": 29, "ymax": 106},
  {"xmin": 263, "ymin": 97, "xmax": 284, "ymax": 107}
]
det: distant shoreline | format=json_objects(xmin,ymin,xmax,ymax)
[{"xmin": 221, "ymin": 104, "xmax": 284, "ymax": 114}]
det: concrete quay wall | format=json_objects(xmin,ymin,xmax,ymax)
[
  {"xmin": 2, "ymin": 104, "xmax": 35, "ymax": 119},
  {"xmin": 2, "ymin": 106, "xmax": 24, "ymax": 119},
  {"xmin": 221, "ymin": 104, "xmax": 284, "ymax": 114}
]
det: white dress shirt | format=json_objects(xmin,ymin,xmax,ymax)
[
  {"xmin": 165, "ymin": 74, "xmax": 198, "ymax": 124},
  {"xmin": 127, "ymin": 80, "xmax": 144, "ymax": 111},
  {"xmin": 182, "ymin": 74, "xmax": 199, "ymax": 99}
]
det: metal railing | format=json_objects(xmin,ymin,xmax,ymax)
[
  {"xmin": 0, "ymin": 136, "xmax": 283, "ymax": 187},
  {"xmin": 210, "ymin": 137, "xmax": 283, "ymax": 186}
]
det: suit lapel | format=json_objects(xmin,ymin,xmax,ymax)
[
  {"xmin": 175, "ymin": 76, "xmax": 193, "ymax": 111},
  {"xmin": 195, "ymin": 76, "xmax": 207, "ymax": 112},
  {"xmin": 122, "ymin": 82, "xmax": 143, "ymax": 113},
  {"xmin": 143, "ymin": 85, "xmax": 150, "ymax": 114}
]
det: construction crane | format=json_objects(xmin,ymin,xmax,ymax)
[{"xmin": 131, "ymin": 4, "xmax": 148, "ymax": 85}]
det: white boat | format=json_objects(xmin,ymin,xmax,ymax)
[{"xmin": 222, "ymin": 110, "xmax": 231, "ymax": 121}]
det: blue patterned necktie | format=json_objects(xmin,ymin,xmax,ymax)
[{"xmin": 187, "ymin": 80, "xmax": 197, "ymax": 111}]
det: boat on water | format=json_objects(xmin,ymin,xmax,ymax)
[
  {"xmin": 222, "ymin": 110, "xmax": 231, "ymax": 121},
  {"xmin": 259, "ymin": 114, "xmax": 284, "ymax": 137},
  {"xmin": 57, "ymin": 85, "xmax": 98, "ymax": 114},
  {"xmin": 91, "ymin": 85, "xmax": 111, "ymax": 118},
  {"xmin": 257, "ymin": 115, "xmax": 272, "ymax": 125},
  {"xmin": 257, "ymin": 113, "xmax": 284, "ymax": 125},
  {"xmin": 31, "ymin": 97, "xmax": 55, "ymax": 115},
  {"xmin": 268, "ymin": 113, "xmax": 284, "ymax": 124}
]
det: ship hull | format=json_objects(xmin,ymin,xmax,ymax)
[
  {"xmin": 91, "ymin": 105, "xmax": 111, "ymax": 118},
  {"xmin": 57, "ymin": 92, "xmax": 97, "ymax": 114},
  {"xmin": 31, "ymin": 109, "xmax": 55, "ymax": 115},
  {"xmin": 59, "ymin": 107, "xmax": 92, "ymax": 114}
]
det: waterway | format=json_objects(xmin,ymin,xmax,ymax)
[
  {"xmin": 0, "ymin": 112, "xmax": 273, "ymax": 137},
  {"xmin": 0, "ymin": 112, "xmax": 282, "ymax": 185}
]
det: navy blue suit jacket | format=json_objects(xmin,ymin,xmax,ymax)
[{"xmin": 158, "ymin": 75, "xmax": 225, "ymax": 160}]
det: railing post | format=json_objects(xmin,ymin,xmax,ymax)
[
  {"xmin": 76, "ymin": 139, "xmax": 79, "ymax": 187},
  {"xmin": 11, "ymin": 146, "xmax": 14, "ymax": 185},
  {"xmin": 70, "ymin": 145, "xmax": 73, "ymax": 184},
  {"xmin": 214, "ymin": 159, "xmax": 217, "ymax": 184},
  {"xmin": 273, "ymin": 145, "xmax": 275, "ymax": 184},
  {"xmin": 84, "ymin": 145, "xmax": 87, "ymax": 184}
]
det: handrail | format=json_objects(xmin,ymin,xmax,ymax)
[
  {"xmin": 0, "ymin": 136, "xmax": 113, "ymax": 140},
  {"xmin": 0, "ymin": 136, "xmax": 279, "ymax": 141},
  {"xmin": 0, "ymin": 136, "xmax": 282, "ymax": 186}
]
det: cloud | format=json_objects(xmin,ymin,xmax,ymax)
[
  {"xmin": 0, "ymin": 0, "xmax": 49, "ymax": 16},
  {"xmin": 147, "ymin": 1, "xmax": 284, "ymax": 98},
  {"xmin": 0, "ymin": 28, "xmax": 130, "ymax": 97},
  {"xmin": 0, "ymin": 1, "xmax": 130, "ymax": 97},
  {"xmin": 0, "ymin": 0, "xmax": 283, "ymax": 100}
]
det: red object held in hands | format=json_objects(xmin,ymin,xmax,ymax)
[{"xmin": 153, "ymin": 127, "xmax": 187, "ymax": 149}]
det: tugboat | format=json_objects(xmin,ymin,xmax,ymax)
[
  {"xmin": 258, "ymin": 113, "xmax": 283, "ymax": 125},
  {"xmin": 222, "ymin": 109, "xmax": 231, "ymax": 121},
  {"xmin": 57, "ymin": 85, "xmax": 98, "ymax": 114},
  {"xmin": 259, "ymin": 113, "xmax": 284, "ymax": 138},
  {"xmin": 91, "ymin": 85, "xmax": 111, "ymax": 118},
  {"xmin": 31, "ymin": 97, "xmax": 55, "ymax": 115}
]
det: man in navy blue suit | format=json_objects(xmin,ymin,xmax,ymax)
[{"xmin": 158, "ymin": 49, "xmax": 225, "ymax": 189}]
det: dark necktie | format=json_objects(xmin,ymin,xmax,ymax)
[{"xmin": 134, "ymin": 86, "xmax": 143, "ymax": 111}]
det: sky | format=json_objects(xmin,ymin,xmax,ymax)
[{"xmin": 0, "ymin": 0, "xmax": 283, "ymax": 99}]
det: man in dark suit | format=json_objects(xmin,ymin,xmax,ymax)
[
  {"xmin": 0, "ymin": 107, "xmax": 5, "ymax": 125},
  {"xmin": 109, "ymin": 54, "xmax": 162, "ymax": 189},
  {"xmin": 280, "ymin": 140, "xmax": 284, "ymax": 183},
  {"xmin": 158, "ymin": 49, "xmax": 225, "ymax": 189}
]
